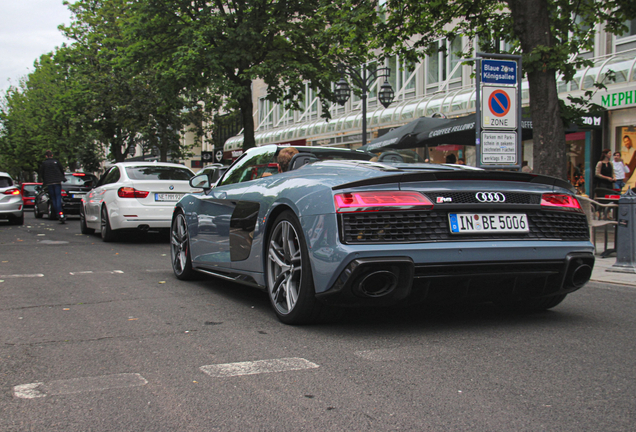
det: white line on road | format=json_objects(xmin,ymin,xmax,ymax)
[
  {"xmin": 69, "ymin": 270, "xmax": 124, "ymax": 275},
  {"xmin": 200, "ymin": 358, "xmax": 319, "ymax": 378},
  {"xmin": 0, "ymin": 274, "xmax": 44, "ymax": 278},
  {"xmin": 13, "ymin": 373, "xmax": 148, "ymax": 399}
]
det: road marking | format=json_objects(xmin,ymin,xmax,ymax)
[
  {"xmin": 38, "ymin": 240, "xmax": 69, "ymax": 244},
  {"xmin": 13, "ymin": 373, "xmax": 147, "ymax": 399},
  {"xmin": 200, "ymin": 358, "xmax": 319, "ymax": 378},
  {"xmin": 69, "ymin": 270, "xmax": 124, "ymax": 275},
  {"xmin": 0, "ymin": 274, "xmax": 44, "ymax": 278}
]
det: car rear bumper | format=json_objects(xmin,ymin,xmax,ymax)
[
  {"xmin": 107, "ymin": 202, "xmax": 176, "ymax": 230},
  {"xmin": 0, "ymin": 198, "xmax": 23, "ymax": 218},
  {"xmin": 317, "ymin": 252, "xmax": 595, "ymax": 307}
]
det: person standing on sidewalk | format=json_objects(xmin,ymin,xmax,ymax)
[
  {"xmin": 595, "ymin": 149, "xmax": 615, "ymax": 190},
  {"xmin": 39, "ymin": 150, "xmax": 66, "ymax": 223},
  {"xmin": 612, "ymin": 151, "xmax": 630, "ymax": 191}
]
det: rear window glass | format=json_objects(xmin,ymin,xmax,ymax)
[
  {"xmin": 0, "ymin": 176, "xmax": 13, "ymax": 187},
  {"xmin": 22, "ymin": 185, "xmax": 39, "ymax": 196},
  {"xmin": 63, "ymin": 173, "xmax": 98, "ymax": 186},
  {"xmin": 125, "ymin": 166, "xmax": 193, "ymax": 181}
]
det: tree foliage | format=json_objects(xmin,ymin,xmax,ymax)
[
  {"xmin": 127, "ymin": 0, "xmax": 380, "ymax": 151},
  {"xmin": 379, "ymin": 0, "xmax": 636, "ymax": 179}
]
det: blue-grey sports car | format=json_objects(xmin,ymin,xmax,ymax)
[{"xmin": 171, "ymin": 145, "xmax": 594, "ymax": 324}]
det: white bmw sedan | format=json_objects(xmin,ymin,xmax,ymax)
[{"xmin": 80, "ymin": 162, "xmax": 198, "ymax": 241}]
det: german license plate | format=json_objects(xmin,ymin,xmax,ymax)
[
  {"xmin": 155, "ymin": 193, "xmax": 183, "ymax": 202},
  {"xmin": 449, "ymin": 213, "xmax": 529, "ymax": 234},
  {"xmin": 72, "ymin": 193, "xmax": 85, "ymax": 199}
]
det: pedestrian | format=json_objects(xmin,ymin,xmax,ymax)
[
  {"xmin": 445, "ymin": 154, "xmax": 457, "ymax": 164},
  {"xmin": 612, "ymin": 151, "xmax": 630, "ymax": 191},
  {"xmin": 39, "ymin": 150, "xmax": 67, "ymax": 223},
  {"xmin": 594, "ymin": 149, "xmax": 615, "ymax": 190},
  {"xmin": 457, "ymin": 158, "xmax": 465, "ymax": 165},
  {"xmin": 521, "ymin": 160, "xmax": 532, "ymax": 173}
]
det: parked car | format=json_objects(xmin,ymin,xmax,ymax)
[
  {"xmin": 0, "ymin": 172, "xmax": 24, "ymax": 225},
  {"xmin": 171, "ymin": 145, "xmax": 595, "ymax": 324},
  {"xmin": 80, "ymin": 162, "xmax": 198, "ymax": 241},
  {"xmin": 34, "ymin": 173, "xmax": 98, "ymax": 220},
  {"xmin": 20, "ymin": 182, "xmax": 41, "ymax": 208}
]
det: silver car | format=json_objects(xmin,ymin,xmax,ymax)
[{"xmin": 0, "ymin": 172, "xmax": 24, "ymax": 225}]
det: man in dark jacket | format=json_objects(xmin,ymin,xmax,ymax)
[{"xmin": 39, "ymin": 150, "xmax": 66, "ymax": 222}]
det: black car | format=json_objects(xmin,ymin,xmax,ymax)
[{"xmin": 35, "ymin": 172, "xmax": 98, "ymax": 219}]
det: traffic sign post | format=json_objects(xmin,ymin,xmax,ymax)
[{"xmin": 475, "ymin": 53, "xmax": 522, "ymax": 170}]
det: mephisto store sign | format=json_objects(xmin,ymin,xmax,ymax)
[{"xmin": 593, "ymin": 83, "xmax": 636, "ymax": 110}]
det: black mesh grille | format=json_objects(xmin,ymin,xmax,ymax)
[
  {"xmin": 426, "ymin": 192, "xmax": 540, "ymax": 205},
  {"xmin": 340, "ymin": 210, "xmax": 589, "ymax": 244}
]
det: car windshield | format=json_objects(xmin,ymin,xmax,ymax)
[{"xmin": 125, "ymin": 166, "xmax": 193, "ymax": 181}]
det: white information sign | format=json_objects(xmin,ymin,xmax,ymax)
[
  {"xmin": 482, "ymin": 86, "xmax": 517, "ymax": 129},
  {"xmin": 481, "ymin": 132, "xmax": 517, "ymax": 164}
]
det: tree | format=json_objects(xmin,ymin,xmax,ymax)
[
  {"xmin": 127, "ymin": 0, "xmax": 379, "ymax": 151},
  {"xmin": 0, "ymin": 49, "xmax": 100, "ymax": 179},
  {"xmin": 379, "ymin": 0, "xmax": 636, "ymax": 179}
]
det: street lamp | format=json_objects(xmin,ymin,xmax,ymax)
[{"xmin": 334, "ymin": 62, "xmax": 395, "ymax": 147}]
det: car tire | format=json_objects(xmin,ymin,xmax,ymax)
[
  {"xmin": 80, "ymin": 205, "xmax": 94, "ymax": 234},
  {"xmin": 171, "ymin": 211, "xmax": 198, "ymax": 280},
  {"xmin": 34, "ymin": 203, "xmax": 43, "ymax": 218},
  {"xmin": 496, "ymin": 294, "xmax": 567, "ymax": 312},
  {"xmin": 266, "ymin": 210, "xmax": 337, "ymax": 325},
  {"xmin": 100, "ymin": 205, "xmax": 117, "ymax": 242}
]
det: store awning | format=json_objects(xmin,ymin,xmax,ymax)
[{"xmin": 360, "ymin": 116, "xmax": 453, "ymax": 152}]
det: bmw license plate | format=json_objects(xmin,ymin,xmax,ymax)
[
  {"xmin": 155, "ymin": 193, "xmax": 184, "ymax": 202},
  {"xmin": 449, "ymin": 213, "xmax": 529, "ymax": 234},
  {"xmin": 72, "ymin": 193, "xmax": 85, "ymax": 199}
]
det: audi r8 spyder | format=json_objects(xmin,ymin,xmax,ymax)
[{"xmin": 171, "ymin": 145, "xmax": 594, "ymax": 324}]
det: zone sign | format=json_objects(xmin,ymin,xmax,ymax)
[{"xmin": 482, "ymin": 86, "xmax": 516, "ymax": 130}]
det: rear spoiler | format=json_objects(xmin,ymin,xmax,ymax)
[{"xmin": 332, "ymin": 170, "xmax": 576, "ymax": 193}]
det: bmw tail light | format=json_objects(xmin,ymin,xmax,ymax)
[
  {"xmin": 118, "ymin": 187, "xmax": 150, "ymax": 199},
  {"xmin": 61, "ymin": 189, "xmax": 67, "ymax": 197},
  {"xmin": 3, "ymin": 188, "xmax": 20, "ymax": 195},
  {"xmin": 334, "ymin": 191, "xmax": 434, "ymax": 213},
  {"xmin": 541, "ymin": 194, "xmax": 583, "ymax": 213}
]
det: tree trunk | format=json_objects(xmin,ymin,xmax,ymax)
[
  {"xmin": 238, "ymin": 82, "xmax": 255, "ymax": 151},
  {"xmin": 507, "ymin": 0, "xmax": 567, "ymax": 180}
]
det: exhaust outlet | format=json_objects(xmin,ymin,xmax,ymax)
[
  {"xmin": 137, "ymin": 224, "xmax": 150, "ymax": 232},
  {"xmin": 355, "ymin": 270, "xmax": 398, "ymax": 298},
  {"xmin": 570, "ymin": 264, "xmax": 592, "ymax": 288}
]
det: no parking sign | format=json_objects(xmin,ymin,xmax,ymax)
[{"xmin": 481, "ymin": 86, "xmax": 516, "ymax": 129}]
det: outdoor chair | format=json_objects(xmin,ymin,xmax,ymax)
[{"xmin": 577, "ymin": 195, "xmax": 618, "ymax": 255}]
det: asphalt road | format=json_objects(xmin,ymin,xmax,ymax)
[{"xmin": 1, "ymin": 211, "xmax": 635, "ymax": 431}]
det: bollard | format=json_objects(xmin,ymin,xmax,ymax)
[{"xmin": 609, "ymin": 188, "xmax": 636, "ymax": 274}]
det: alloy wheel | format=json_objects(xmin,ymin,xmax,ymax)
[{"xmin": 267, "ymin": 219, "xmax": 303, "ymax": 315}]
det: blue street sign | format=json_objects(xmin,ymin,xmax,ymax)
[{"xmin": 482, "ymin": 60, "xmax": 517, "ymax": 85}]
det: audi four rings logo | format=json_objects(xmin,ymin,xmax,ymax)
[{"xmin": 475, "ymin": 192, "xmax": 506, "ymax": 202}]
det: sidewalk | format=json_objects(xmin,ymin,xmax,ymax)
[
  {"xmin": 589, "ymin": 230, "xmax": 636, "ymax": 287},
  {"xmin": 591, "ymin": 255, "xmax": 636, "ymax": 287}
]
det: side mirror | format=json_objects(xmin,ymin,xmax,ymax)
[{"xmin": 190, "ymin": 173, "xmax": 210, "ymax": 189}]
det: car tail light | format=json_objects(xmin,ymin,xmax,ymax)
[
  {"xmin": 541, "ymin": 193, "xmax": 583, "ymax": 213},
  {"xmin": 3, "ymin": 188, "xmax": 20, "ymax": 195},
  {"xmin": 118, "ymin": 187, "xmax": 150, "ymax": 199},
  {"xmin": 72, "ymin": 173, "xmax": 85, "ymax": 176},
  {"xmin": 334, "ymin": 191, "xmax": 434, "ymax": 213},
  {"xmin": 61, "ymin": 189, "xmax": 67, "ymax": 197}
]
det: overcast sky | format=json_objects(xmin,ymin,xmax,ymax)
[{"xmin": 0, "ymin": 0, "xmax": 73, "ymax": 94}]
